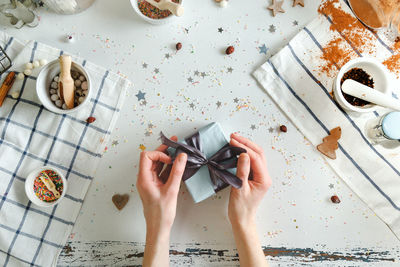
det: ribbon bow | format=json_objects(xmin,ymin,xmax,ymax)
[{"xmin": 160, "ymin": 132, "xmax": 246, "ymax": 190}]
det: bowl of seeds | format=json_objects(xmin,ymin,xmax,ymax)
[{"xmin": 36, "ymin": 58, "xmax": 92, "ymax": 114}]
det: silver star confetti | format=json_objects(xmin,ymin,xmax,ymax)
[
  {"xmin": 142, "ymin": 63, "xmax": 148, "ymax": 68},
  {"xmin": 227, "ymin": 67, "xmax": 233, "ymax": 73},
  {"xmin": 216, "ymin": 101, "xmax": 222, "ymax": 108},
  {"xmin": 269, "ymin": 24, "xmax": 276, "ymax": 33},
  {"xmin": 250, "ymin": 124, "xmax": 256, "ymax": 130},
  {"xmin": 187, "ymin": 77, "xmax": 193, "ymax": 83},
  {"xmin": 154, "ymin": 68, "xmax": 160, "ymax": 74},
  {"xmin": 165, "ymin": 53, "xmax": 170, "ymax": 59},
  {"xmin": 233, "ymin": 98, "xmax": 239, "ymax": 103}
]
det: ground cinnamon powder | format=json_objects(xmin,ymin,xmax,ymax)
[{"xmin": 317, "ymin": 0, "xmax": 374, "ymax": 76}]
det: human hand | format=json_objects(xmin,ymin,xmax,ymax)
[
  {"xmin": 137, "ymin": 137, "xmax": 187, "ymax": 235},
  {"xmin": 228, "ymin": 133, "xmax": 272, "ymax": 228}
]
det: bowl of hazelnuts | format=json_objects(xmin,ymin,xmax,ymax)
[{"xmin": 36, "ymin": 55, "xmax": 92, "ymax": 114}]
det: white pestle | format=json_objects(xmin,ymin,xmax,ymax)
[
  {"xmin": 341, "ymin": 79, "xmax": 400, "ymax": 111},
  {"xmin": 145, "ymin": 0, "xmax": 184, "ymax": 17}
]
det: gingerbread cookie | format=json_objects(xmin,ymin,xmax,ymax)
[{"xmin": 317, "ymin": 127, "xmax": 341, "ymax": 160}]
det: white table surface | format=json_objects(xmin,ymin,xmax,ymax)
[{"xmin": 2, "ymin": 0, "xmax": 400, "ymax": 266}]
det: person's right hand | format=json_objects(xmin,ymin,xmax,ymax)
[{"xmin": 228, "ymin": 133, "xmax": 272, "ymax": 227}]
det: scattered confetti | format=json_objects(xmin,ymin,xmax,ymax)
[
  {"xmin": 139, "ymin": 144, "xmax": 146, "ymax": 151},
  {"xmin": 218, "ymin": 27, "xmax": 224, "ymax": 33},
  {"xmin": 269, "ymin": 24, "xmax": 276, "ymax": 33},
  {"xmin": 135, "ymin": 90, "xmax": 146, "ymax": 101},
  {"xmin": 259, "ymin": 44, "xmax": 269, "ymax": 54}
]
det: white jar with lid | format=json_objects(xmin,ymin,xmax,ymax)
[{"xmin": 366, "ymin": 112, "xmax": 400, "ymax": 144}]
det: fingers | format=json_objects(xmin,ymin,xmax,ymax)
[
  {"xmin": 236, "ymin": 153, "xmax": 250, "ymax": 184},
  {"xmin": 139, "ymin": 151, "xmax": 172, "ymax": 175},
  {"xmin": 166, "ymin": 153, "xmax": 187, "ymax": 191},
  {"xmin": 231, "ymin": 133, "xmax": 263, "ymax": 154},
  {"xmin": 230, "ymin": 135, "xmax": 268, "ymax": 184},
  {"xmin": 155, "ymin": 136, "xmax": 178, "ymax": 152}
]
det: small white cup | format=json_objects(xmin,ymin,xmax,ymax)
[
  {"xmin": 36, "ymin": 59, "xmax": 92, "ymax": 114},
  {"xmin": 25, "ymin": 166, "xmax": 67, "ymax": 207},
  {"xmin": 333, "ymin": 58, "xmax": 391, "ymax": 113},
  {"xmin": 130, "ymin": 0, "xmax": 183, "ymax": 25}
]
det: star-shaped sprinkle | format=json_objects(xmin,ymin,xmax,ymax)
[
  {"xmin": 139, "ymin": 144, "xmax": 146, "ymax": 151},
  {"xmin": 293, "ymin": 20, "xmax": 299, "ymax": 26},
  {"xmin": 112, "ymin": 140, "xmax": 119, "ymax": 146},
  {"xmin": 154, "ymin": 68, "xmax": 159, "ymax": 74},
  {"xmin": 233, "ymin": 98, "xmax": 239, "ymax": 103},
  {"xmin": 250, "ymin": 124, "xmax": 257, "ymax": 130},
  {"xmin": 329, "ymin": 183, "xmax": 334, "ymax": 189},
  {"xmin": 267, "ymin": 0, "xmax": 285, "ymax": 17},
  {"xmin": 165, "ymin": 53, "xmax": 170, "ymax": 59},
  {"xmin": 259, "ymin": 44, "xmax": 269, "ymax": 54},
  {"xmin": 227, "ymin": 67, "xmax": 233, "ymax": 73},
  {"xmin": 216, "ymin": 101, "xmax": 222, "ymax": 108},
  {"xmin": 135, "ymin": 90, "xmax": 146, "ymax": 101},
  {"xmin": 201, "ymin": 72, "xmax": 206, "ymax": 78},
  {"xmin": 194, "ymin": 70, "xmax": 200, "ymax": 76},
  {"xmin": 268, "ymin": 127, "xmax": 274, "ymax": 133},
  {"xmin": 142, "ymin": 63, "xmax": 148, "ymax": 68},
  {"xmin": 218, "ymin": 27, "xmax": 224, "ymax": 33},
  {"xmin": 293, "ymin": 0, "xmax": 304, "ymax": 7},
  {"xmin": 187, "ymin": 77, "xmax": 193, "ymax": 83},
  {"xmin": 269, "ymin": 24, "xmax": 276, "ymax": 33},
  {"xmin": 189, "ymin": 103, "xmax": 195, "ymax": 109}
]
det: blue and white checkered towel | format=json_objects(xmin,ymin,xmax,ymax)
[
  {"xmin": 254, "ymin": 0, "xmax": 400, "ymax": 239},
  {"xmin": 0, "ymin": 31, "xmax": 130, "ymax": 266}
]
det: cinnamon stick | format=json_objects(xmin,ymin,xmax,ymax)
[{"xmin": 0, "ymin": 72, "xmax": 16, "ymax": 107}]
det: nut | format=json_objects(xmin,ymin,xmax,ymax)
[
  {"xmin": 226, "ymin": 46, "xmax": 234, "ymax": 55},
  {"xmin": 176, "ymin": 42, "xmax": 182, "ymax": 50},
  {"xmin": 86, "ymin": 116, "xmax": 96, "ymax": 124}
]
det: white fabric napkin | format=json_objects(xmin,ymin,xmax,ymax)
[
  {"xmin": 254, "ymin": 0, "xmax": 400, "ymax": 239},
  {"xmin": 0, "ymin": 31, "xmax": 130, "ymax": 266}
]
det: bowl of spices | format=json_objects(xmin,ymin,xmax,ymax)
[
  {"xmin": 130, "ymin": 0, "xmax": 182, "ymax": 25},
  {"xmin": 25, "ymin": 166, "xmax": 67, "ymax": 207},
  {"xmin": 333, "ymin": 58, "xmax": 391, "ymax": 113},
  {"xmin": 36, "ymin": 57, "xmax": 92, "ymax": 114}
]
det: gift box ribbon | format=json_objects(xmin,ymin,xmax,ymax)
[{"xmin": 160, "ymin": 132, "xmax": 246, "ymax": 190}]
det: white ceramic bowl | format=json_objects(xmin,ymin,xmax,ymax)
[
  {"xmin": 36, "ymin": 59, "xmax": 92, "ymax": 114},
  {"xmin": 333, "ymin": 58, "xmax": 391, "ymax": 113},
  {"xmin": 130, "ymin": 0, "xmax": 182, "ymax": 25},
  {"xmin": 25, "ymin": 166, "xmax": 67, "ymax": 208}
]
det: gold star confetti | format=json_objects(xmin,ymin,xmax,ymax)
[
  {"xmin": 267, "ymin": 0, "xmax": 285, "ymax": 17},
  {"xmin": 139, "ymin": 144, "xmax": 146, "ymax": 151}
]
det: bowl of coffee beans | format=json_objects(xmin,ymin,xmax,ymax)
[{"xmin": 333, "ymin": 58, "xmax": 391, "ymax": 113}]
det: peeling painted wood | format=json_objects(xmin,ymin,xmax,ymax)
[{"xmin": 57, "ymin": 241, "xmax": 400, "ymax": 266}]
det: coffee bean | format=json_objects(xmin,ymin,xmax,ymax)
[
  {"xmin": 280, "ymin": 125, "xmax": 287, "ymax": 132},
  {"xmin": 330, "ymin": 195, "xmax": 341, "ymax": 204},
  {"xmin": 226, "ymin": 46, "xmax": 234, "ymax": 55},
  {"xmin": 176, "ymin": 42, "xmax": 182, "ymax": 50},
  {"xmin": 86, "ymin": 117, "xmax": 96, "ymax": 124}
]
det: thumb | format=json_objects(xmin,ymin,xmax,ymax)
[
  {"xmin": 236, "ymin": 153, "xmax": 250, "ymax": 185},
  {"xmin": 166, "ymin": 153, "xmax": 187, "ymax": 191}
]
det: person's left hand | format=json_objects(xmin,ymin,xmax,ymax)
[{"xmin": 137, "ymin": 137, "xmax": 187, "ymax": 236}]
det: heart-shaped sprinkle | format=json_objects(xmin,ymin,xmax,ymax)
[{"xmin": 112, "ymin": 194, "xmax": 129, "ymax": 210}]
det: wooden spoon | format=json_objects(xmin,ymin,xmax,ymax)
[
  {"xmin": 146, "ymin": 0, "xmax": 184, "ymax": 17},
  {"xmin": 39, "ymin": 172, "xmax": 61, "ymax": 199},
  {"xmin": 58, "ymin": 55, "xmax": 74, "ymax": 109}
]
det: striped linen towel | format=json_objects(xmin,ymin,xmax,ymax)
[
  {"xmin": 254, "ymin": 0, "xmax": 400, "ymax": 239},
  {"xmin": 0, "ymin": 31, "xmax": 130, "ymax": 266}
]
